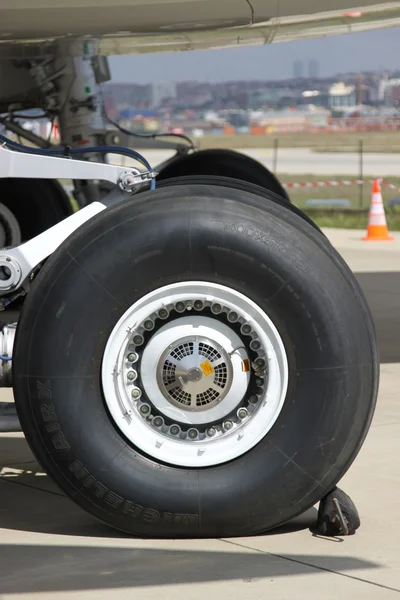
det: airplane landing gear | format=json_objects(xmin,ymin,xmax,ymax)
[{"xmin": 6, "ymin": 180, "xmax": 377, "ymax": 537}]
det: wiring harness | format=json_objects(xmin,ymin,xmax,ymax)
[{"xmin": 0, "ymin": 132, "xmax": 156, "ymax": 190}]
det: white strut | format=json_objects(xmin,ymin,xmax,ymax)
[{"xmin": 0, "ymin": 145, "xmax": 155, "ymax": 294}]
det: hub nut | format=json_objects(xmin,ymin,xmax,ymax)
[
  {"xmin": 187, "ymin": 428, "xmax": 199, "ymax": 439},
  {"xmin": 223, "ymin": 420, "xmax": 233, "ymax": 431},
  {"xmin": 169, "ymin": 425, "xmax": 181, "ymax": 436},
  {"xmin": 127, "ymin": 352, "xmax": 138, "ymax": 363},
  {"xmin": 211, "ymin": 303, "xmax": 222, "ymax": 314},
  {"xmin": 127, "ymin": 370, "xmax": 137, "ymax": 381},
  {"xmin": 139, "ymin": 402, "xmax": 150, "ymax": 414},
  {"xmin": 131, "ymin": 387, "xmax": 142, "ymax": 399},
  {"xmin": 237, "ymin": 407, "xmax": 248, "ymax": 419},
  {"xmin": 250, "ymin": 340, "xmax": 261, "ymax": 350},
  {"xmin": 241, "ymin": 324, "xmax": 252, "ymax": 335}
]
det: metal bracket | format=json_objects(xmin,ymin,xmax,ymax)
[
  {"xmin": 332, "ymin": 497, "xmax": 350, "ymax": 536},
  {"xmin": 0, "ymin": 145, "xmax": 155, "ymax": 296},
  {"xmin": 0, "ymin": 201, "xmax": 109, "ymax": 294},
  {"xmin": 0, "ymin": 145, "xmax": 155, "ymax": 187}
]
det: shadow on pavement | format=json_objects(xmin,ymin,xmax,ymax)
[{"xmin": 0, "ymin": 544, "xmax": 380, "ymax": 594}]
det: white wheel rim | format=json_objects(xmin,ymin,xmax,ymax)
[{"xmin": 101, "ymin": 281, "xmax": 288, "ymax": 468}]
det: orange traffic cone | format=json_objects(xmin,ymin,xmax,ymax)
[{"xmin": 362, "ymin": 179, "xmax": 394, "ymax": 241}]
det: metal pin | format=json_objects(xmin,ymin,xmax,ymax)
[{"xmin": 332, "ymin": 498, "xmax": 349, "ymax": 535}]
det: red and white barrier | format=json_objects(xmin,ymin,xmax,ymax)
[{"xmin": 282, "ymin": 178, "xmax": 400, "ymax": 192}]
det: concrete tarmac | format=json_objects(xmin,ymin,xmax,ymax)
[
  {"xmin": 0, "ymin": 228, "xmax": 399, "ymax": 599},
  {"xmin": 134, "ymin": 148, "xmax": 400, "ymax": 178}
]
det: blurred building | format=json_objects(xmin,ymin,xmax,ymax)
[
  {"xmin": 329, "ymin": 82, "xmax": 357, "ymax": 110},
  {"xmin": 151, "ymin": 82, "xmax": 177, "ymax": 108},
  {"xmin": 254, "ymin": 107, "xmax": 331, "ymax": 133},
  {"xmin": 379, "ymin": 77, "xmax": 400, "ymax": 107}
]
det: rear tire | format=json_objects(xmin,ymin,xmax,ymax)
[
  {"xmin": 157, "ymin": 174, "xmax": 322, "ymax": 234},
  {"xmin": 13, "ymin": 184, "xmax": 378, "ymax": 537},
  {"xmin": 0, "ymin": 178, "xmax": 73, "ymax": 242},
  {"xmin": 156, "ymin": 148, "xmax": 290, "ymax": 202}
]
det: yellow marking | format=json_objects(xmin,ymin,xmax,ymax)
[
  {"xmin": 200, "ymin": 360, "xmax": 214, "ymax": 376},
  {"xmin": 242, "ymin": 359, "xmax": 250, "ymax": 373}
]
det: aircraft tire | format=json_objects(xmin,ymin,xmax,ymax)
[
  {"xmin": 13, "ymin": 183, "xmax": 378, "ymax": 537},
  {"xmin": 156, "ymin": 148, "xmax": 291, "ymax": 202}
]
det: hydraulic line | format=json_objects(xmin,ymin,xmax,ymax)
[{"xmin": 0, "ymin": 133, "xmax": 156, "ymax": 190}]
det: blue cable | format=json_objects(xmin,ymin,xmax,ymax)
[
  {"xmin": 0, "ymin": 133, "xmax": 156, "ymax": 188},
  {"xmin": 0, "ymin": 356, "xmax": 11, "ymax": 361}
]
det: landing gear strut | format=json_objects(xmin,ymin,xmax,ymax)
[{"xmin": 0, "ymin": 140, "xmax": 377, "ymax": 536}]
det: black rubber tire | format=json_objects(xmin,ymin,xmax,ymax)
[
  {"xmin": 0, "ymin": 203, "xmax": 21, "ymax": 247},
  {"xmin": 0, "ymin": 178, "xmax": 73, "ymax": 242},
  {"xmin": 156, "ymin": 148, "xmax": 290, "ymax": 202},
  {"xmin": 13, "ymin": 184, "xmax": 378, "ymax": 538},
  {"xmin": 157, "ymin": 174, "xmax": 322, "ymax": 234}
]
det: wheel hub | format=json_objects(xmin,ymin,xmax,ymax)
[
  {"xmin": 159, "ymin": 335, "xmax": 233, "ymax": 411},
  {"xmin": 140, "ymin": 315, "xmax": 250, "ymax": 426},
  {"xmin": 101, "ymin": 281, "xmax": 288, "ymax": 468}
]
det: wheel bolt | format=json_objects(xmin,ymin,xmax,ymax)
[
  {"xmin": 175, "ymin": 302, "xmax": 185, "ymax": 312},
  {"xmin": 127, "ymin": 352, "xmax": 138, "ymax": 363},
  {"xmin": 153, "ymin": 416, "xmax": 164, "ymax": 428},
  {"xmin": 127, "ymin": 370, "xmax": 137, "ymax": 381},
  {"xmin": 255, "ymin": 358, "xmax": 266, "ymax": 369},
  {"xmin": 211, "ymin": 303, "xmax": 222, "ymax": 314},
  {"xmin": 206, "ymin": 427, "xmax": 216, "ymax": 437},
  {"xmin": 133, "ymin": 334, "xmax": 143, "ymax": 346},
  {"xmin": 169, "ymin": 424, "xmax": 181, "ymax": 436},
  {"xmin": 194, "ymin": 300, "xmax": 203, "ymax": 310},
  {"xmin": 256, "ymin": 378, "xmax": 264, "ymax": 387},
  {"xmin": 144, "ymin": 319, "xmax": 154, "ymax": 331},
  {"xmin": 237, "ymin": 407, "xmax": 248, "ymax": 419},
  {"xmin": 227, "ymin": 311, "xmax": 238, "ymax": 322},
  {"xmin": 241, "ymin": 324, "xmax": 252, "ymax": 335},
  {"xmin": 187, "ymin": 428, "xmax": 199, "ymax": 439},
  {"xmin": 249, "ymin": 395, "xmax": 258, "ymax": 404},
  {"xmin": 131, "ymin": 388, "xmax": 142, "ymax": 400},
  {"xmin": 139, "ymin": 402, "xmax": 151, "ymax": 414},
  {"xmin": 223, "ymin": 420, "xmax": 233, "ymax": 431},
  {"xmin": 250, "ymin": 340, "xmax": 261, "ymax": 351},
  {"xmin": 158, "ymin": 308, "xmax": 168, "ymax": 319}
]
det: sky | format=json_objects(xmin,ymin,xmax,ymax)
[{"xmin": 109, "ymin": 27, "xmax": 400, "ymax": 84}]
